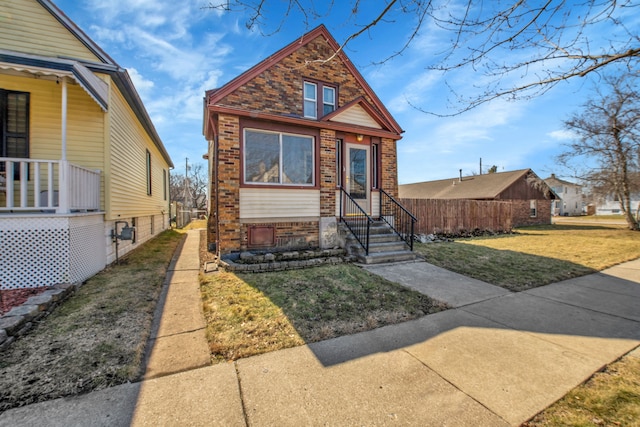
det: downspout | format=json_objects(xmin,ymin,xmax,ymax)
[{"xmin": 213, "ymin": 133, "xmax": 219, "ymax": 254}]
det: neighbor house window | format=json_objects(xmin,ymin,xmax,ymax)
[
  {"xmin": 530, "ymin": 200, "xmax": 537, "ymax": 217},
  {"xmin": 303, "ymin": 80, "xmax": 336, "ymax": 118},
  {"xmin": 146, "ymin": 150, "xmax": 152, "ymax": 195},
  {"xmin": 163, "ymin": 169, "xmax": 167, "ymax": 201},
  {"xmin": 1, "ymin": 90, "xmax": 29, "ymax": 179},
  {"xmin": 244, "ymin": 129, "xmax": 314, "ymax": 185}
]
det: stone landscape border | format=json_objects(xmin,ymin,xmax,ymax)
[
  {"xmin": 0, "ymin": 283, "xmax": 79, "ymax": 351},
  {"xmin": 218, "ymin": 248, "xmax": 349, "ymax": 273}
]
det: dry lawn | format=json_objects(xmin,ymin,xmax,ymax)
[
  {"xmin": 200, "ymin": 264, "xmax": 448, "ymax": 362},
  {"xmin": 524, "ymin": 352, "xmax": 640, "ymax": 427},
  {"xmin": 0, "ymin": 230, "xmax": 184, "ymax": 412},
  {"xmin": 416, "ymin": 224, "xmax": 640, "ymax": 291}
]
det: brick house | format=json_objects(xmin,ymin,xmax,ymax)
[
  {"xmin": 399, "ymin": 169, "xmax": 557, "ymax": 227},
  {"xmin": 203, "ymin": 25, "xmax": 415, "ymax": 261}
]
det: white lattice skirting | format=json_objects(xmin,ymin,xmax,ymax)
[{"xmin": 0, "ymin": 214, "xmax": 106, "ymax": 290}]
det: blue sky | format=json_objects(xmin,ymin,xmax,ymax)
[{"xmin": 53, "ymin": 0, "xmax": 634, "ymax": 184}]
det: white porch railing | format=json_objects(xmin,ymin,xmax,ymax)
[{"xmin": 0, "ymin": 158, "xmax": 101, "ymax": 213}]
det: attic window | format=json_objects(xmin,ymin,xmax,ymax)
[{"xmin": 303, "ymin": 80, "xmax": 336, "ymax": 119}]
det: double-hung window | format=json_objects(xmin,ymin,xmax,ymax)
[
  {"xmin": 244, "ymin": 129, "xmax": 314, "ymax": 186},
  {"xmin": 303, "ymin": 80, "xmax": 336, "ymax": 119},
  {"xmin": 1, "ymin": 90, "xmax": 29, "ymax": 179},
  {"xmin": 146, "ymin": 150, "xmax": 152, "ymax": 195},
  {"xmin": 303, "ymin": 82, "xmax": 317, "ymax": 118}
]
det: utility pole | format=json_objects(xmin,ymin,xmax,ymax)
[{"xmin": 184, "ymin": 157, "xmax": 190, "ymax": 209}]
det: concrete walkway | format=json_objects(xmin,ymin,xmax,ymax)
[{"xmin": 1, "ymin": 234, "xmax": 639, "ymax": 427}]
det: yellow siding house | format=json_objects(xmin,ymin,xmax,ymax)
[{"xmin": 0, "ymin": 0, "xmax": 173, "ymax": 302}]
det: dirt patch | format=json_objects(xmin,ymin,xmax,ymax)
[{"xmin": 199, "ymin": 229, "xmax": 217, "ymax": 267}]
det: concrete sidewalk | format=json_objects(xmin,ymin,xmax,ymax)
[{"xmin": 1, "ymin": 236, "xmax": 639, "ymax": 426}]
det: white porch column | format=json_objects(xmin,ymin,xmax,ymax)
[{"xmin": 58, "ymin": 77, "xmax": 70, "ymax": 213}]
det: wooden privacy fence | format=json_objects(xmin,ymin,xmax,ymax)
[{"xmin": 399, "ymin": 198, "xmax": 513, "ymax": 235}]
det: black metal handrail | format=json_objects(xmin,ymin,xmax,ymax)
[
  {"xmin": 339, "ymin": 187, "xmax": 373, "ymax": 255},
  {"xmin": 379, "ymin": 188, "xmax": 417, "ymax": 251}
]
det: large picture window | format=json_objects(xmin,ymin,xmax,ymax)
[{"xmin": 244, "ymin": 129, "xmax": 314, "ymax": 186}]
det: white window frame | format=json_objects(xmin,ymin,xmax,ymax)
[
  {"xmin": 303, "ymin": 82, "xmax": 317, "ymax": 118},
  {"xmin": 303, "ymin": 80, "xmax": 337, "ymax": 118},
  {"xmin": 323, "ymin": 86, "xmax": 336, "ymax": 116}
]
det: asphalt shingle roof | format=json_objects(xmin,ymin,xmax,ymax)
[{"xmin": 399, "ymin": 169, "xmax": 532, "ymax": 200}]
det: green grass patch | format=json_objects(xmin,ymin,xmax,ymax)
[
  {"xmin": 416, "ymin": 224, "xmax": 640, "ymax": 291},
  {"xmin": 200, "ymin": 264, "xmax": 447, "ymax": 362}
]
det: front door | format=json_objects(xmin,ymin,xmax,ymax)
[{"xmin": 345, "ymin": 143, "xmax": 370, "ymax": 214}]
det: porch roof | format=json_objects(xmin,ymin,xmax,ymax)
[{"xmin": 0, "ymin": 49, "xmax": 108, "ymax": 112}]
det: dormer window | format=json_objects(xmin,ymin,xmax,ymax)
[{"xmin": 303, "ymin": 80, "xmax": 336, "ymax": 119}]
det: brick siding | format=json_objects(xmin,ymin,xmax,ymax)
[
  {"xmin": 241, "ymin": 221, "xmax": 319, "ymax": 251},
  {"xmin": 320, "ymin": 129, "xmax": 337, "ymax": 216},
  {"xmin": 511, "ymin": 200, "xmax": 552, "ymax": 227},
  {"xmin": 218, "ymin": 36, "xmax": 385, "ymax": 120},
  {"xmin": 215, "ymin": 114, "xmax": 242, "ymax": 253},
  {"xmin": 381, "ymin": 137, "xmax": 398, "ymax": 197}
]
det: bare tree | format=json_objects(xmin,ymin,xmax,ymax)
[
  {"xmin": 207, "ymin": 0, "xmax": 639, "ymax": 114},
  {"xmin": 558, "ymin": 74, "xmax": 640, "ymax": 230},
  {"xmin": 170, "ymin": 163, "xmax": 208, "ymax": 211}
]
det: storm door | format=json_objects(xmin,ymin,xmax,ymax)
[{"xmin": 345, "ymin": 143, "xmax": 370, "ymax": 214}]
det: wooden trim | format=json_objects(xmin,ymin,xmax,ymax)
[
  {"xmin": 215, "ymin": 106, "xmax": 402, "ymax": 140},
  {"xmin": 239, "ymin": 118, "xmax": 321, "ymax": 190}
]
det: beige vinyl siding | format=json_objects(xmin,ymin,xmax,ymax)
[
  {"xmin": 108, "ymin": 86, "xmax": 170, "ymax": 220},
  {"xmin": 0, "ymin": 0, "xmax": 101, "ymax": 62},
  {"xmin": 329, "ymin": 104, "xmax": 382, "ymax": 129},
  {"xmin": 240, "ymin": 188, "xmax": 320, "ymax": 219},
  {"xmin": 0, "ymin": 73, "xmax": 106, "ymax": 207}
]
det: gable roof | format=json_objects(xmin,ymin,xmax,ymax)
[
  {"xmin": 206, "ymin": 25, "xmax": 402, "ymax": 137},
  {"xmin": 399, "ymin": 169, "xmax": 555, "ymax": 200},
  {"xmin": 544, "ymin": 174, "xmax": 581, "ymax": 188},
  {"xmin": 2, "ymin": 0, "xmax": 173, "ymax": 167}
]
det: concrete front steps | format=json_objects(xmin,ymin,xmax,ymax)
[{"xmin": 341, "ymin": 220, "xmax": 416, "ymax": 264}]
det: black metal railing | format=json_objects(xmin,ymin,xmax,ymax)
[
  {"xmin": 379, "ymin": 188, "xmax": 417, "ymax": 251},
  {"xmin": 339, "ymin": 187, "xmax": 373, "ymax": 255}
]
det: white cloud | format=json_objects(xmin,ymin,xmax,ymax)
[
  {"xmin": 126, "ymin": 68, "xmax": 155, "ymax": 96},
  {"xmin": 547, "ymin": 129, "xmax": 576, "ymax": 141}
]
